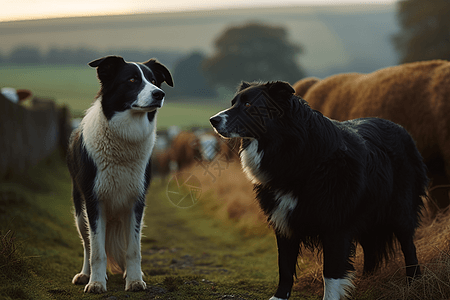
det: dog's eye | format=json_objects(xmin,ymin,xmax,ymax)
[
  {"xmin": 245, "ymin": 102, "xmax": 252, "ymax": 107},
  {"xmin": 151, "ymin": 79, "xmax": 156, "ymax": 85},
  {"xmin": 129, "ymin": 78, "xmax": 136, "ymax": 83}
]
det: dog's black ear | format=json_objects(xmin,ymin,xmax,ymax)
[
  {"xmin": 265, "ymin": 81, "xmax": 295, "ymax": 97},
  {"xmin": 88, "ymin": 56, "xmax": 126, "ymax": 82},
  {"xmin": 144, "ymin": 59, "xmax": 174, "ymax": 87},
  {"xmin": 237, "ymin": 81, "xmax": 252, "ymax": 92}
]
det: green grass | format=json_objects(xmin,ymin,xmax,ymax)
[
  {"xmin": 0, "ymin": 64, "xmax": 226, "ymax": 128},
  {"xmin": 0, "ymin": 152, "xmax": 318, "ymax": 300},
  {"xmin": 0, "ymin": 64, "xmax": 98, "ymax": 112},
  {"xmin": 156, "ymin": 102, "xmax": 225, "ymax": 129}
]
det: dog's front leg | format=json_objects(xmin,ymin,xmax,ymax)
[
  {"xmin": 270, "ymin": 232, "xmax": 300, "ymax": 300},
  {"xmin": 125, "ymin": 200, "xmax": 146, "ymax": 291},
  {"xmin": 85, "ymin": 203, "xmax": 108, "ymax": 293},
  {"xmin": 322, "ymin": 233, "xmax": 355, "ymax": 300}
]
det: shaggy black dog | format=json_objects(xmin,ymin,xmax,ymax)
[{"xmin": 210, "ymin": 81, "xmax": 428, "ymax": 300}]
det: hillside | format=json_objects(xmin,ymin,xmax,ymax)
[{"xmin": 0, "ymin": 4, "xmax": 399, "ymax": 78}]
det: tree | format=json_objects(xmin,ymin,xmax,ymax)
[
  {"xmin": 202, "ymin": 22, "xmax": 305, "ymax": 90},
  {"xmin": 44, "ymin": 47, "xmax": 101, "ymax": 65},
  {"xmin": 9, "ymin": 46, "xmax": 42, "ymax": 64},
  {"xmin": 172, "ymin": 51, "xmax": 217, "ymax": 98},
  {"xmin": 392, "ymin": 0, "xmax": 450, "ymax": 63}
]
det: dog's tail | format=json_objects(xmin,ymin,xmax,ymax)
[{"xmin": 105, "ymin": 216, "xmax": 129, "ymax": 274}]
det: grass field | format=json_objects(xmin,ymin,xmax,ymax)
[
  {"xmin": 3, "ymin": 63, "xmax": 450, "ymax": 299},
  {"xmin": 0, "ymin": 64, "xmax": 97, "ymax": 111},
  {"xmin": 0, "ymin": 151, "xmax": 320, "ymax": 300},
  {"xmin": 4, "ymin": 151, "xmax": 450, "ymax": 300},
  {"xmin": 0, "ymin": 64, "xmax": 227, "ymax": 129}
]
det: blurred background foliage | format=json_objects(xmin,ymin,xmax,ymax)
[
  {"xmin": 2, "ymin": 0, "xmax": 450, "ymax": 119},
  {"xmin": 202, "ymin": 23, "xmax": 305, "ymax": 89},
  {"xmin": 392, "ymin": 0, "xmax": 450, "ymax": 63}
]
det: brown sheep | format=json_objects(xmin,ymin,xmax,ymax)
[{"xmin": 293, "ymin": 60, "xmax": 450, "ymax": 211}]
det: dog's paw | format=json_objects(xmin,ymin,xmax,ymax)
[
  {"xmin": 125, "ymin": 280, "xmax": 147, "ymax": 292},
  {"xmin": 84, "ymin": 281, "xmax": 107, "ymax": 293},
  {"xmin": 269, "ymin": 297, "xmax": 288, "ymax": 300},
  {"xmin": 72, "ymin": 273, "xmax": 89, "ymax": 285}
]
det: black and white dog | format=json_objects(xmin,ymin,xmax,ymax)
[
  {"xmin": 210, "ymin": 81, "xmax": 428, "ymax": 300},
  {"xmin": 67, "ymin": 56, "xmax": 173, "ymax": 293}
]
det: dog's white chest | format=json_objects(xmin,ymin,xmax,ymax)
[
  {"xmin": 94, "ymin": 154, "xmax": 149, "ymax": 210},
  {"xmin": 81, "ymin": 100, "xmax": 155, "ymax": 212},
  {"xmin": 91, "ymin": 137, "xmax": 153, "ymax": 213},
  {"xmin": 240, "ymin": 139, "xmax": 268, "ymax": 185},
  {"xmin": 270, "ymin": 190, "xmax": 298, "ymax": 237}
]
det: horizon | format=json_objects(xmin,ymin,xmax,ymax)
[{"xmin": 1, "ymin": 0, "xmax": 397, "ymax": 23}]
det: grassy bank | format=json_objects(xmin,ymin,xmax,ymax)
[{"xmin": 0, "ymin": 152, "xmax": 318, "ymax": 300}]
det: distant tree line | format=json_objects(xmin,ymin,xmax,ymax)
[
  {"xmin": 1, "ymin": 22, "xmax": 306, "ymax": 99},
  {"xmin": 0, "ymin": 45, "xmax": 182, "ymax": 66}
]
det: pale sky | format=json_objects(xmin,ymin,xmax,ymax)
[{"xmin": 1, "ymin": 0, "xmax": 397, "ymax": 22}]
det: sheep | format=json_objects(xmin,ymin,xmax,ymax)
[
  {"xmin": 293, "ymin": 60, "xmax": 450, "ymax": 211},
  {"xmin": 1, "ymin": 88, "xmax": 32, "ymax": 103}
]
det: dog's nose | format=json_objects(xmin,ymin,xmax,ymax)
[
  {"xmin": 152, "ymin": 90, "xmax": 165, "ymax": 101},
  {"xmin": 210, "ymin": 115, "xmax": 222, "ymax": 128}
]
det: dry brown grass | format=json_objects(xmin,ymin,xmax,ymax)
[
  {"xmin": 182, "ymin": 160, "xmax": 450, "ymax": 299},
  {"xmin": 185, "ymin": 161, "xmax": 270, "ymax": 236},
  {"xmin": 0, "ymin": 230, "xmax": 20, "ymax": 270}
]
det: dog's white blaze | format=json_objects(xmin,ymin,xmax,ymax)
[
  {"xmin": 240, "ymin": 139, "xmax": 268, "ymax": 184},
  {"xmin": 323, "ymin": 276, "xmax": 355, "ymax": 300},
  {"xmin": 210, "ymin": 110, "xmax": 228, "ymax": 135},
  {"xmin": 270, "ymin": 190, "xmax": 297, "ymax": 236},
  {"xmin": 132, "ymin": 63, "xmax": 164, "ymax": 108},
  {"xmin": 81, "ymin": 100, "xmax": 155, "ymax": 213}
]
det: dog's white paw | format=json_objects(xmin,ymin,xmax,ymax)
[
  {"xmin": 125, "ymin": 280, "xmax": 147, "ymax": 292},
  {"xmin": 72, "ymin": 273, "xmax": 89, "ymax": 285},
  {"xmin": 84, "ymin": 281, "xmax": 107, "ymax": 293},
  {"xmin": 269, "ymin": 297, "xmax": 288, "ymax": 300}
]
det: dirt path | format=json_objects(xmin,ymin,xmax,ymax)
[{"xmin": 132, "ymin": 177, "xmax": 285, "ymax": 299}]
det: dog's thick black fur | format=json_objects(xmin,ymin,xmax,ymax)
[{"xmin": 210, "ymin": 81, "xmax": 428, "ymax": 300}]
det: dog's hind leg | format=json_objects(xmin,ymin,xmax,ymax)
[
  {"xmin": 72, "ymin": 186, "xmax": 90, "ymax": 285},
  {"xmin": 322, "ymin": 233, "xmax": 355, "ymax": 300},
  {"xmin": 124, "ymin": 199, "xmax": 146, "ymax": 292},
  {"xmin": 72, "ymin": 212, "xmax": 91, "ymax": 284},
  {"xmin": 270, "ymin": 232, "xmax": 300, "ymax": 300},
  {"xmin": 395, "ymin": 229, "xmax": 421, "ymax": 281}
]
